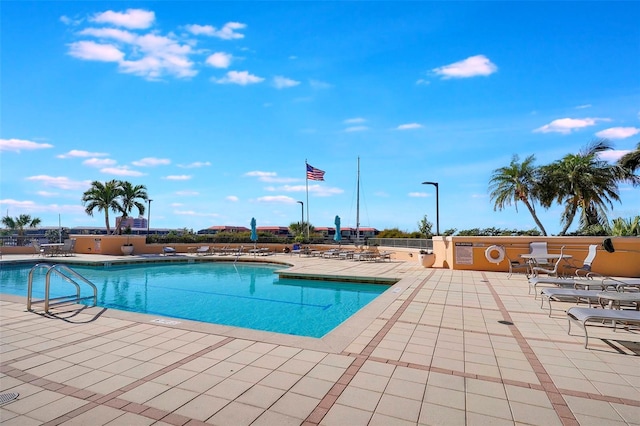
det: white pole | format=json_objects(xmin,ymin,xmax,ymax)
[{"xmin": 58, "ymin": 213, "xmax": 62, "ymax": 243}]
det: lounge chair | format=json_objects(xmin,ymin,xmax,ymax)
[
  {"xmin": 196, "ymin": 246, "xmax": 211, "ymax": 256},
  {"xmin": 528, "ymin": 276, "xmax": 603, "ymax": 298},
  {"xmin": 59, "ymin": 238, "xmax": 76, "ymax": 256},
  {"xmin": 163, "ymin": 246, "xmax": 177, "ymax": 256},
  {"xmin": 567, "ymin": 307, "xmax": 640, "ymax": 348},
  {"xmin": 540, "ymin": 288, "xmax": 602, "ymax": 317}
]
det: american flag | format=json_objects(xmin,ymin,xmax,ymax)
[{"xmin": 306, "ymin": 163, "xmax": 325, "ymax": 181}]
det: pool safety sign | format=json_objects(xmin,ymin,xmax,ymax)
[{"xmin": 455, "ymin": 242, "xmax": 474, "ymax": 265}]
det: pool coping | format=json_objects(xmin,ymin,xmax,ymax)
[{"xmin": 0, "ymin": 255, "xmax": 410, "ymax": 354}]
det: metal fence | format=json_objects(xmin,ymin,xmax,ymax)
[{"xmin": 368, "ymin": 238, "xmax": 432, "ymax": 251}]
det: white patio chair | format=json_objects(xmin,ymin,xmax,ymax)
[{"xmin": 531, "ymin": 246, "xmax": 565, "ymax": 277}]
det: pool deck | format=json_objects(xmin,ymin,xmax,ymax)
[{"xmin": 1, "ymin": 253, "xmax": 639, "ymax": 425}]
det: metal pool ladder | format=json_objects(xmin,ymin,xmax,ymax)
[{"xmin": 27, "ymin": 263, "xmax": 97, "ymax": 313}]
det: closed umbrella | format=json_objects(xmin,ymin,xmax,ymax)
[
  {"xmin": 334, "ymin": 215, "xmax": 341, "ymax": 244},
  {"xmin": 250, "ymin": 218, "xmax": 258, "ymax": 250}
]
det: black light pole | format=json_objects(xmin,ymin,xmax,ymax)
[
  {"xmin": 296, "ymin": 201, "xmax": 304, "ymax": 237},
  {"xmin": 147, "ymin": 199, "xmax": 153, "ymax": 236},
  {"xmin": 422, "ymin": 182, "xmax": 439, "ymax": 236}
]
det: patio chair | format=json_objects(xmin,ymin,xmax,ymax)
[
  {"xmin": 32, "ymin": 239, "xmax": 45, "ymax": 257},
  {"xmin": 163, "ymin": 246, "xmax": 177, "ymax": 256},
  {"xmin": 531, "ymin": 246, "xmax": 565, "ymax": 277},
  {"xmin": 59, "ymin": 238, "xmax": 76, "ymax": 256},
  {"xmin": 528, "ymin": 241, "xmax": 552, "ymax": 267},
  {"xmin": 563, "ymin": 244, "xmax": 601, "ymax": 278},
  {"xmin": 506, "ymin": 254, "xmax": 529, "ymax": 278}
]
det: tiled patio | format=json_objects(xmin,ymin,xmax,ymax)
[{"xmin": 1, "ymin": 254, "xmax": 639, "ymax": 425}]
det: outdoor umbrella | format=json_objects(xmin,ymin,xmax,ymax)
[
  {"xmin": 334, "ymin": 215, "xmax": 341, "ymax": 244},
  {"xmin": 250, "ymin": 218, "xmax": 258, "ymax": 249}
]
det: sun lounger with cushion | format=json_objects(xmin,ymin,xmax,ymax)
[
  {"xmin": 567, "ymin": 307, "xmax": 640, "ymax": 348},
  {"xmin": 528, "ymin": 277, "xmax": 603, "ymax": 297},
  {"xmin": 196, "ymin": 246, "xmax": 211, "ymax": 256}
]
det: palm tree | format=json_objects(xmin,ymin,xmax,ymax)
[
  {"xmin": 617, "ymin": 141, "xmax": 640, "ymax": 183},
  {"xmin": 540, "ymin": 140, "xmax": 621, "ymax": 235},
  {"xmin": 115, "ymin": 181, "xmax": 148, "ymax": 235},
  {"xmin": 81, "ymin": 180, "xmax": 122, "ymax": 234},
  {"xmin": 1, "ymin": 214, "xmax": 42, "ymax": 244},
  {"xmin": 489, "ymin": 154, "xmax": 548, "ymax": 236}
]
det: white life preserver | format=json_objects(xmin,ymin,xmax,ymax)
[{"xmin": 485, "ymin": 245, "xmax": 505, "ymax": 264}]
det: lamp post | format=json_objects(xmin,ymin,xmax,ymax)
[
  {"xmin": 147, "ymin": 199, "xmax": 153, "ymax": 236},
  {"xmin": 296, "ymin": 201, "xmax": 304, "ymax": 238},
  {"xmin": 422, "ymin": 181, "xmax": 439, "ymax": 236}
]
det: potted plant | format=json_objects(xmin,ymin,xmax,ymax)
[
  {"xmin": 121, "ymin": 226, "xmax": 134, "ymax": 255},
  {"xmin": 419, "ymin": 249, "xmax": 435, "ymax": 268}
]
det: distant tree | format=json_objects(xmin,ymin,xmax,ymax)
[
  {"xmin": 489, "ymin": 154, "xmax": 548, "ymax": 236},
  {"xmin": 611, "ymin": 216, "xmax": 640, "ymax": 236},
  {"xmin": 289, "ymin": 221, "xmax": 312, "ymax": 238},
  {"xmin": 115, "ymin": 181, "xmax": 148, "ymax": 235},
  {"xmin": 442, "ymin": 228, "xmax": 457, "ymax": 236},
  {"xmin": 377, "ymin": 228, "xmax": 410, "ymax": 238},
  {"xmin": 418, "ymin": 215, "xmax": 433, "ymax": 238},
  {"xmin": 1, "ymin": 214, "xmax": 42, "ymax": 244}
]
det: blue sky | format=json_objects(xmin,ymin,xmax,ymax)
[{"xmin": 1, "ymin": 2, "xmax": 639, "ymax": 235}]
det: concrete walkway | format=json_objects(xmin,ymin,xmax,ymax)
[{"xmin": 1, "ymin": 253, "xmax": 639, "ymax": 425}]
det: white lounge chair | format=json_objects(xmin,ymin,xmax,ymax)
[
  {"xmin": 163, "ymin": 246, "xmax": 176, "ymax": 256},
  {"xmin": 540, "ymin": 288, "xmax": 602, "ymax": 317},
  {"xmin": 567, "ymin": 307, "xmax": 640, "ymax": 348},
  {"xmin": 196, "ymin": 246, "xmax": 211, "ymax": 256}
]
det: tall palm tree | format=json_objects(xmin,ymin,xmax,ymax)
[
  {"xmin": 81, "ymin": 180, "xmax": 122, "ymax": 234},
  {"xmin": 1, "ymin": 214, "xmax": 42, "ymax": 244},
  {"xmin": 489, "ymin": 154, "xmax": 548, "ymax": 236},
  {"xmin": 617, "ymin": 141, "xmax": 640, "ymax": 180},
  {"xmin": 116, "ymin": 181, "xmax": 148, "ymax": 234},
  {"xmin": 540, "ymin": 140, "xmax": 621, "ymax": 235}
]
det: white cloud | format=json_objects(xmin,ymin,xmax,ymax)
[
  {"xmin": 397, "ymin": 123, "xmax": 423, "ymax": 130},
  {"xmin": 164, "ymin": 175, "xmax": 192, "ymax": 181},
  {"xmin": 57, "ymin": 149, "xmax": 108, "ymax": 158},
  {"xmin": 576, "ymin": 104, "xmax": 592, "ymax": 109},
  {"xmin": 432, "ymin": 55, "xmax": 497, "ymax": 79},
  {"xmin": 595, "ymin": 127, "xmax": 640, "ymax": 139},
  {"xmin": 215, "ymin": 71, "xmax": 264, "ymax": 85},
  {"xmin": 78, "ymin": 27, "xmax": 137, "ymax": 43},
  {"xmin": 408, "ymin": 192, "xmax": 429, "ymax": 197},
  {"xmin": 226, "ymin": 196, "xmax": 239, "ymax": 202},
  {"xmin": 174, "ymin": 209, "xmax": 219, "ymax": 217},
  {"xmin": 598, "ymin": 150, "xmax": 630, "ymax": 162},
  {"xmin": 100, "ymin": 166, "xmax": 145, "ymax": 176},
  {"xmin": 256, "ymin": 195, "xmax": 296, "ymax": 203},
  {"xmin": 534, "ymin": 117, "xmax": 606, "ymax": 134},
  {"xmin": 344, "ymin": 117, "xmax": 366, "ymax": 124},
  {"xmin": 416, "ymin": 79, "xmax": 430, "ymax": 85},
  {"xmin": 178, "ymin": 161, "xmax": 211, "ymax": 168},
  {"xmin": 206, "ymin": 52, "xmax": 232, "ymax": 68},
  {"xmin": 132, "ymin": 157, "xmax": 171, "ymax": 167},
  {"xmin": 344, "ymin": 126, "xmax": 369, "ymax": 132},
  {"xmin": 273, "ymin": 76, "xmax": 300, "ymax": 89},
  {"xmin": 175, "ymin": 190, "xmax": 199, "ymax": 196},
  {"xmin": 83, "ymin": 158, "xmax": 117, "ymax": 167},
  {"xmin": 36, "ymin": 191, "xmax": 60, "ymax": 197},
  {"xmin": 91, "ymin": 9, "xmax": 155, "ymax": 29},
  {"xmin": 309, "ymin": 79, "xmax": 332, "ymax": 89},
  {"xmin": 26, "ymin": 175, "xmax": 90, "ymax": 190},
  {"xmin": 185, "ymin": 22, "xmax": 246, "ymax": 39},
  {"xmin": 0, "ymin": 138, "xmax": 54, "ymax": 152},
  {"xmin": 68, "ymin": 40, "xmax": 124, "ymax": 62}
]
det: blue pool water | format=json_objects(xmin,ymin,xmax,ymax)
[{"xmin": 0, "ymin": 262, "xmax": 388, "ymax": 338}]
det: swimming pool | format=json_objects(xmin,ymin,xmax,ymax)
[{"xmin": 0, "ymin": 262, "xmax": 389, "ymax": 338}]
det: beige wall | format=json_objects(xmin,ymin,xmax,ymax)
[{"xmin": 431, "ymin": 236, "xmax": 639, "ymax": 278}]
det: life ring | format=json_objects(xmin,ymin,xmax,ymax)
[{"xmin": 485, "ymin": 245, "xmax": 505, "ymax": 264}]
